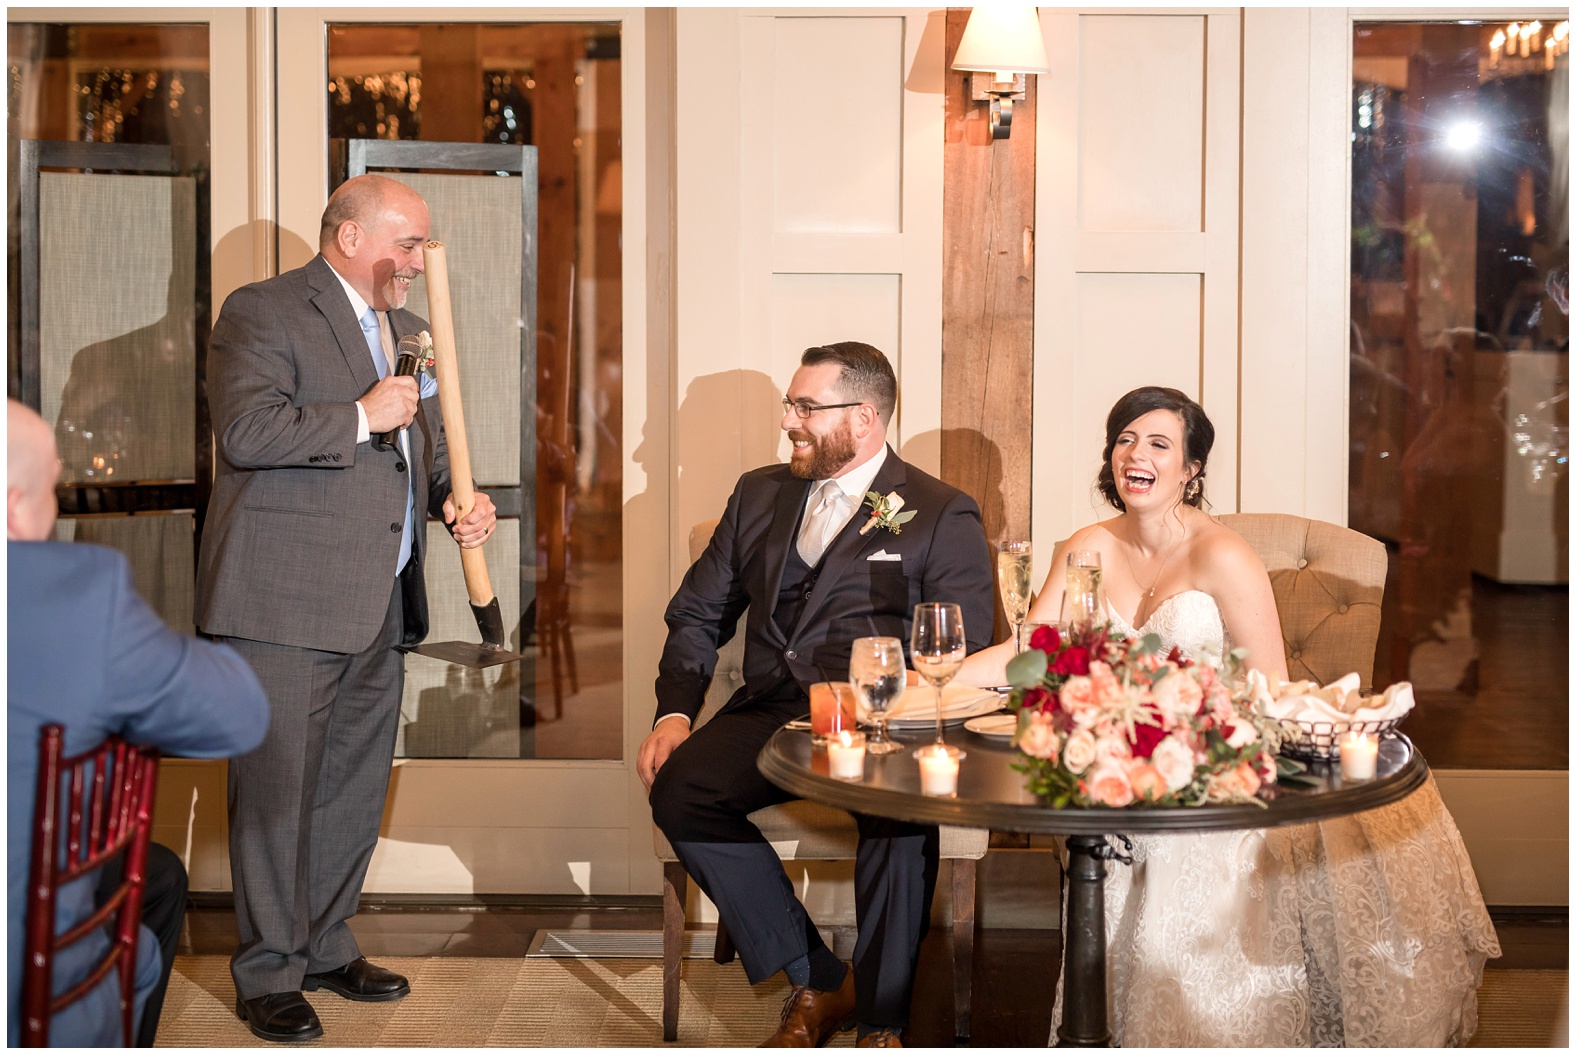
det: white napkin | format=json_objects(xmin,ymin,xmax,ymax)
[
  {"xmin": 1253, "ymin": 671, "xmax": 1415, "ymax": 726},
  {"xmin": 864, "ymin": 682, "xmax": 999, "ymax": 723}
]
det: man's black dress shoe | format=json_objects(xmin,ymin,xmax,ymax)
[
  {"xmin": 235, "ymin": 991, "xmax": 323, "ymax": 1043},
  {"xmin": 303, "ymin": 956, "xmax": 411, "ymax": 1002}
]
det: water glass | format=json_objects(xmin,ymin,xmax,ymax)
[{"xmin": 849, "ymin": 637, "xmax": 905, "ymax": 755}]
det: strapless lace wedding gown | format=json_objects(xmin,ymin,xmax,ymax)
[{"xmin": 1048, "ymin": 591, "xmax": 1500, "ymax": 1047}]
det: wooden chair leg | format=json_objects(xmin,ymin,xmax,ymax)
[
  {"xmin": 662, "ymin": 861, "xmax": 687, "ymax": 1042},
  {"xmin": 713, "ymin": 916, "xmax": 737, "ymax": 965},
  {"xmin": 951, "ymin": 857, "xmax": 977, "ymax": 1043}
]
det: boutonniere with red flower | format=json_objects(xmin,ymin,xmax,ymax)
[
  {"xmin": 860, "ymin": 490, "xmax": 917, "ymax": 536},
  {"xmin": 416, "ymin": 330, "xmax": 438, "ymax": 375}
]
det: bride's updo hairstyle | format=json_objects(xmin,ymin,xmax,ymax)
[{"xmin": 1097, "ymin": 386, "xmax": 1215, "ymax": 512}]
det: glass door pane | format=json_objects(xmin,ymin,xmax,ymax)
[
  {"xmin": 324, "ymin": 23, "xmax": 623, "ymax": 761},
  {"xmin": 1349, "ymin": 19, "xmax": 1568, "ymax": 770},
  {"xmin": 8, "ymin": 22, "xmax": 211, "ymax": 634}
]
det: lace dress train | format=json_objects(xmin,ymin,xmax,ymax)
[{"xmin": 1047, "ymin": 592, "xmax": 1500, "ymax": 1047}]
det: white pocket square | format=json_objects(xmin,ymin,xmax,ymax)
[{"xmin": 867, "ymin": 550, "xmax": 903, "ymax": 562}]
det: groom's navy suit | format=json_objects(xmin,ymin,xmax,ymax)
[{"xmin": 649, "ymin": 446, "xmax": 993, "ymax": 1029}]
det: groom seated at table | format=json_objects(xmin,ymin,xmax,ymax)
[{"xmin": 638, "ymin": 342, "xmax": 994, "ymax": 1047}]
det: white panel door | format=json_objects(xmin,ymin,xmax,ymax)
[
  {"xmin": 672, "ymin": 6, "xmax": 945, "ymax": 564},
  {"xmin": 1033, "ymin": 9, "xmax": 1242, "ymax": 556}
]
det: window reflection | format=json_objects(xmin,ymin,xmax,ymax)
[
  {"xmin": 1350, "ymin": 20, "xmax": 1568, "ymax": 770},
  {"xmin": 325, "ymin": 24, "xmax": 623, "ymax": 762}
]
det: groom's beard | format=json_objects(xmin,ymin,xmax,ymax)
[{"xmin": 788, "ymin": 421, "xmax": 857, "ymax": 480}]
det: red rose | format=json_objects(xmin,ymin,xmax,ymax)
[
  {"xmin": 1021, "ymin": 686, "xmax": 1060, "ymax": 713},
  {"xmin": 1051, "ymin": 645, "xmax": 1092, "ymax": 676},
  {"xmin": 1129, "ymin": 717, "xmax": 1166, "ymax": 759},
  {"xmin": 1029, "ymin": 624, "xmax": 1062, "ymax": 653}
]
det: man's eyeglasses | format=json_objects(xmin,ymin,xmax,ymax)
[{"xmin": 781, "ymin": 398, "xmax": 864, "ymax": 419}]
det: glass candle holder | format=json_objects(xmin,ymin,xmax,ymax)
[
  {"xmin": 1339, "ymin": 731, "xmax": 1379, "ymax": 781},
  {"xmin": 826, "ymin": 730, "xmax": 867, "ymax": 780},
  {"xmin": 915, "ymin": 743, "xmax": 965, "ymax": 796}
]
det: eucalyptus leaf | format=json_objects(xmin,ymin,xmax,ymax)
[
  {"xmin": 1133, "ymin": 632, "xmax": 1163, "ymax": 656},
  {"xmin": 1005, "ymin": 648, "xmax": 1048, "ymax": 688},
  {"xmin": 892, "ymin": 510, "xmax": 918, "ymax": 524}
]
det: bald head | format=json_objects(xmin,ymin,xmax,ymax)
[
  {"xmin": 8, "ymin": 400, "xmax": 60, "ymax": 541},
  {"xmin": 318, "ymin": 174, "xmax": 430, "ymax": 311}
]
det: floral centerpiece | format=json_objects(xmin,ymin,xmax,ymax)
[{"xmin": 1004, "ymin": 625, "xmax": 1299, "ymax": 808}]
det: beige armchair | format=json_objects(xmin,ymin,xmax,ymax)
[
  {"xmin": 1218, "ymin": 513, "xmax": 1388, "ymax": 686},
  {"xmin": 654, "ymin": 519, "xmax": 989, "ymax": 1042}
]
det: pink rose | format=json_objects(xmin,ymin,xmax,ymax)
[
  {"xmin": 1059, "ymin": 675, "xmax": 1099, "ymax": 728},
  {"xmin": 1062, "ymin": 729, "xmax": 1097, "ymax": 774},
  {"xmin": 1151, "ymin": 670, "xmax": 1204, "ymax": 726},
  {"xmin": 1150, "ymin": 735, "xmax": 1196, "ymax": 792},
  {"xmin": 1085, "ymin": 763, "xmax": 1135, "ymax": 807},
  {"xmin": 1207, "ymin": 761, "xmax": 1264, "ymax": 802},
  {"xmin": 1017, "ymin": 712, "xmax": 1060, "ymax": 761},
  {"xmin": 1088, "ymin": 661, "xmax": 1126, "ymax": 709},
  {"xmin": 1094, "ymin": 734, "xmax": 1132, "ymax": 766},
  {"xmin": 1125, "ymin": 761, "xmax": 1167, "ymax": 802}
]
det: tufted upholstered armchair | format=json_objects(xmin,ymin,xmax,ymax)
[
  {"xmin": 1217, "ymin": 513, "xmax": 1388, "ymax": 687},
  {"xmin": 653, "ymin": 519, "xmax": 989, "ymax": 1042}
]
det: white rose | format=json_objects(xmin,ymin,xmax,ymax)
[
  {"xmin": 1225, "ymin": 719, "xmax": 1260, "ymax": 749},
  {"xmin": 1151, "ymin": 735, "xmax": 1196, "ymax": 792},
  {"xmin": 1062, "ymin": 729, "xmax": 1097, "ymax": 775}
]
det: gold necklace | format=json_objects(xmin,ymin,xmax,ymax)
[{"xmin": 1123, "ymin": 522, "xmax": 1187, "ymax": 600}]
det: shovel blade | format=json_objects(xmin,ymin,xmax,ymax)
[{"xmin": 404, "ymin": 640, "xmax": 526, "ymax": 669}]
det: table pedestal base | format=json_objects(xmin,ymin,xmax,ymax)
[{"xmin": 1057, "ymin": 834, "xmax": 1130, "ymax": 1047}]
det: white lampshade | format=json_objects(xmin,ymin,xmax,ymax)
[{"xmin": 952, "ymin": 5, "xmax": 1051, "ymax": 76}]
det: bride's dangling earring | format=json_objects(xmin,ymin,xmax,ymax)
[{"xmin": 1185, "ymin": 476, "xmax": 1201, "ymax": 502}]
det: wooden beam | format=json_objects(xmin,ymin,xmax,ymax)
[{"xmin": 940, "ymin": 7, "xmax": 1038, "ymax": 636}]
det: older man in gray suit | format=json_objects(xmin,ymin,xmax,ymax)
[{"xmin": 197, "ymin": 175, "xmax": 495, "ymax": 1043}]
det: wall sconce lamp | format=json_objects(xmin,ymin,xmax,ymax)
[{"xmin": 952, "ymin": 5, "xmax": 1051, "ymax": 139}]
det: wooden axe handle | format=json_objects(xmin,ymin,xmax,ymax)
[{"xmin": 422, "ymin": 241, "xmax": 493, "ymax": 609}]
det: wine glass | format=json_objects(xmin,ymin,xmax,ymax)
[
  {"xmin": 997, "ymin": 540, "xmax": 1033, "ymax": 653},
  {"xmin": 910, "ymin": 602, "xmax": 966, "ymax": 748},
  {"xmin": 849, "ymin": 636, "xmax": 905, "ymax": 755},
  {"xmin": 1059, "ymin": 550, "xmax": 1104, "ymax": 639}
]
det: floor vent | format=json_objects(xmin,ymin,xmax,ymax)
[{"xmin": 525, "ymin": 928, "xmax": 717, "ymax": 960}]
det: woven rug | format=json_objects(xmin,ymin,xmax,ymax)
[
  {"xmin": 155, "ymin": 955, "xmax": 856, "ymax": 1048},
  {"xmin": 155, "ymin": 956, "xmax": 1561, "ymax": 1047}
]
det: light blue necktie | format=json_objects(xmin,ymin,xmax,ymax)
[
  {"xmin": 360, "ymin": 307, "xmax": 415, "ymax": 574},
  {"xmin": 359, "ymin": 307, "xmax": 389, "ymax": 379}
]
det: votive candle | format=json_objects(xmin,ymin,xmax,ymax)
[
  {"xmin": 917, "ymin": 745, "xmax": 964, "ymax": 796},
  {"xmin": 1340, "ymin": 731, "xmax": 1379, "ymax": 781},
  {"xmin": 827, "ymin": 730, "xmax": 867, "ymax": 780}
]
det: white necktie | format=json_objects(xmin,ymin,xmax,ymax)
[{"xmin": 797, "ymin": 482, "xmax": 847, "ymax": 566}]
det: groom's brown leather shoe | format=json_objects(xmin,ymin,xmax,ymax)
[
  {"xmin": 857, "ymin": 1029, "xmax": 903, "ymax": 1047},
  {"xmin": 303, "ymin": 956, "xmax": 410, "ymax": 1001},
  {"xmin": 235, "ymin": 991, "xmax": 323, "ymax": 1042},
  {"xmin": 759, "ymin": 970, "xmax": 856, "ymax": 1047}
]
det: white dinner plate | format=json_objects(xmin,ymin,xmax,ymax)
[
  {"xmin": 963, "ymin": 713, "xmax": 1018, "ymax": 739},
  {"xmin": 870, "ymin": 684, "xmax": 1003, "ymax": 729}
]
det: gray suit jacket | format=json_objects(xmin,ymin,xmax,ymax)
[{"xmin": 196, "ymin": 254, "xmax": 452, "ymax": 654}]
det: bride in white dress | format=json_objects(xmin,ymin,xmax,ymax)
[{"xmin": 960, "ymin": 386, "xmax": 1500, "ymax": 1047}]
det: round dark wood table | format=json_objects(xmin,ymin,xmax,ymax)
[{"xmin": 758, "ymin": 722, "xmax": 1428, "ymax": 1047}]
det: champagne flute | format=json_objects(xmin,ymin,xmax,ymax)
[
  {"xmin": 1060, "ymin": 549, "xmax": 1104, "ymax": 639},
  {"xmin": 910, "ymin": 602, "xmax": 966, "ymax": 748},
  {"xmin": 849, "ymin": 636, "xmax": 905, "ymax": 755},
  {"xmin": 997, "ymin": 540, "xmax": 1033, "ymax": 653}
]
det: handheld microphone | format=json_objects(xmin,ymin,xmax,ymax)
[{"xmin": 375, "ymin": 334, "xmax": 426, "ymax": 451}]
